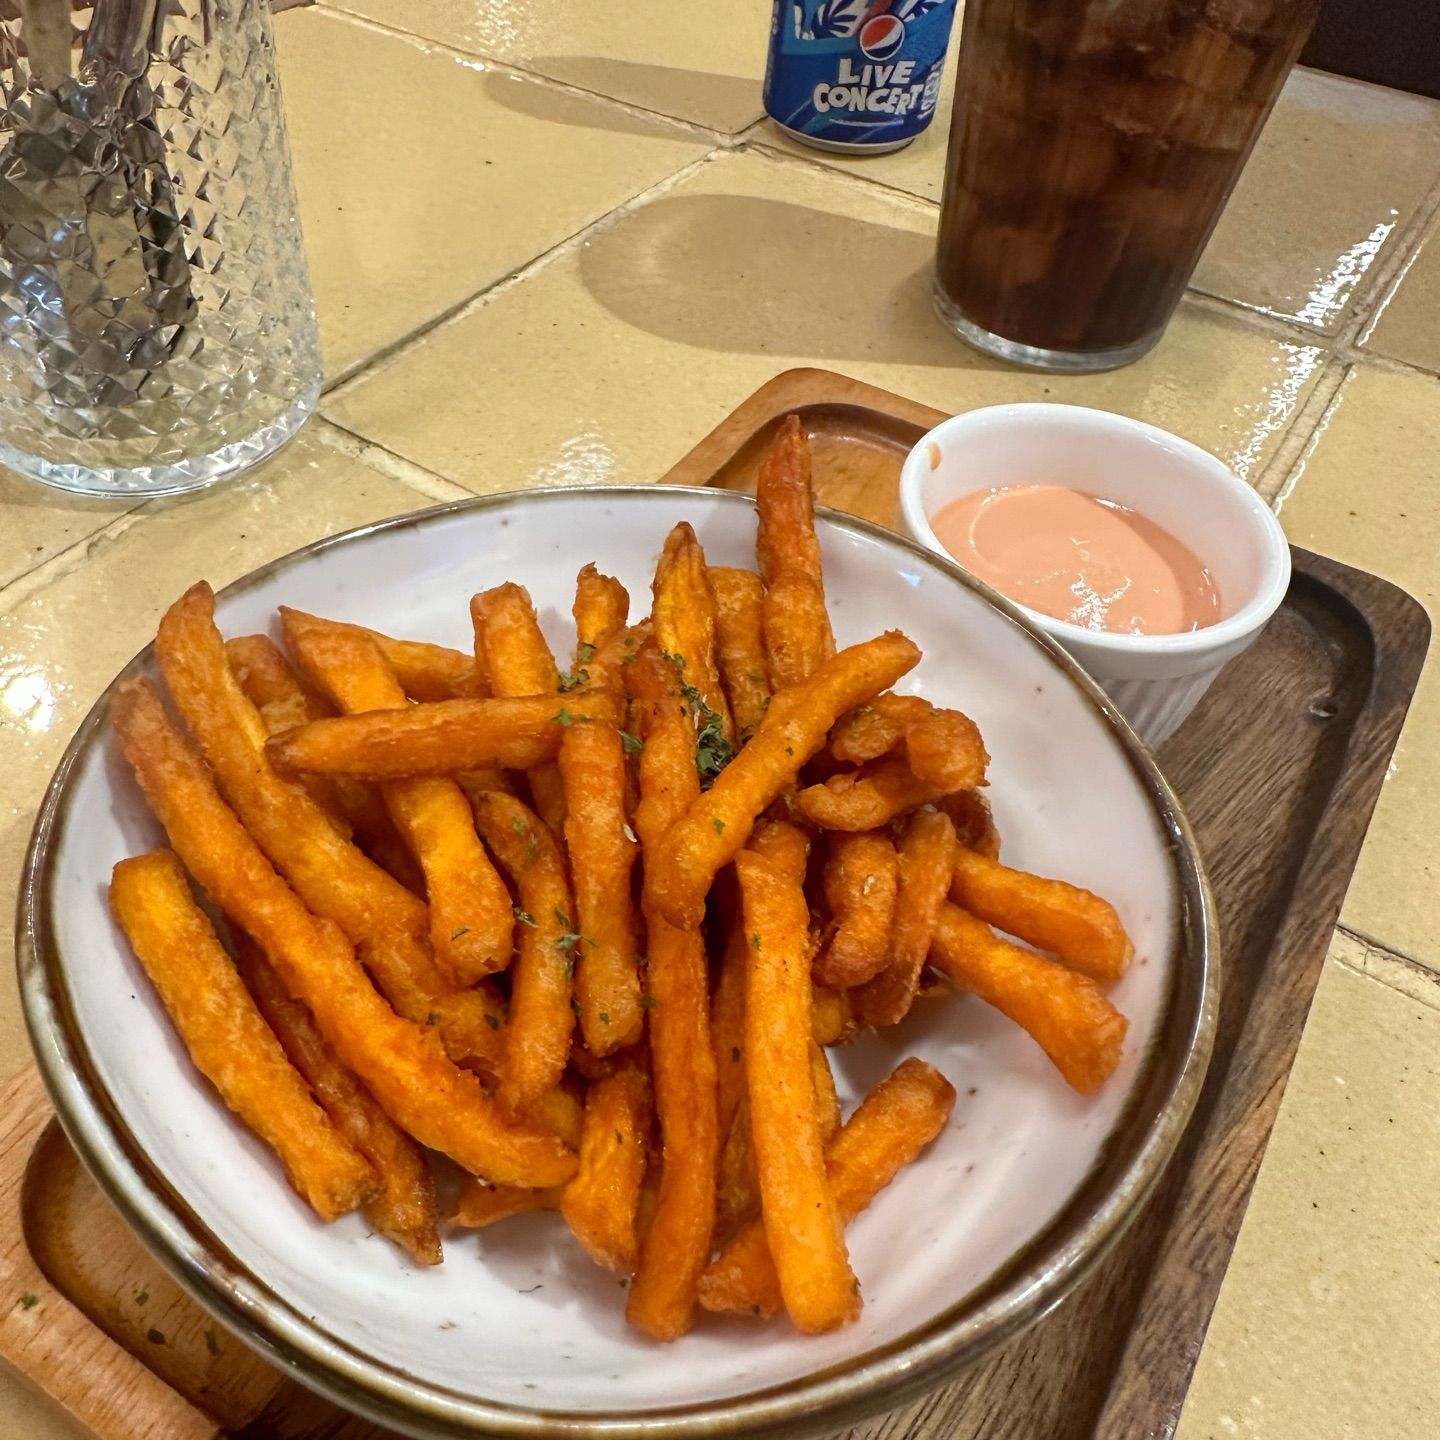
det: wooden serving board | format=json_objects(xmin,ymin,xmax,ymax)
[{"xmin": 1, "ymin": 369, "xmax": 1428, "ymax": 1440}]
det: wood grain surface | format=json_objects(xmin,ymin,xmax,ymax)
[{"xmin": 0, "ymin": 369, "xmax": 1426, "ymax": 1440}]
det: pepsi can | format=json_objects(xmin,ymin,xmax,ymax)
[{"xmin": 764, "ymin": 0, "xmax": 961, "ymax": 155}]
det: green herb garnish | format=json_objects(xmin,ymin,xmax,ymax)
[{"xmin": 696, "ymin": 709, "xmax": 736, "ymax": 787}]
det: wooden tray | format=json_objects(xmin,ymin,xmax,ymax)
[{"xmin": 1, "ymin": 368, "xmax": 1428, "ymax": 1440}]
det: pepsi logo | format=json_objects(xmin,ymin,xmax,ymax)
[{"xmin": 858, "ymin": 14, "xmax": 906, "ymax": 61}]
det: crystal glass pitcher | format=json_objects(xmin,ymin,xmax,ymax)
[{"xmin": 0, "ymin": 0, "xmax": 320, "ymax": 495}]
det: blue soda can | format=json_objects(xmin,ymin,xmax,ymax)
[{"xmin": 763, "ymin": 0, "xmax": 961, "ymax": 154}]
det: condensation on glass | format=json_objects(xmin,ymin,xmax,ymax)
[
  {"xmin": 0, "ymin": 0, "xmax": 320, "ymax": 495},
  {"xmin": 933, "ymin": 0, "xmax": 1320, "ymax": 373}
]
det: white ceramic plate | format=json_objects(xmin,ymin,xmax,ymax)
[{"xmin": 18, "ymin": 487, "xmax": 1215, "ymax": 1439}]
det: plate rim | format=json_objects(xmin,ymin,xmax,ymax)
[{"xmin": 16, "ymin": 483, "xmax": 1218, "ymax": 1439}]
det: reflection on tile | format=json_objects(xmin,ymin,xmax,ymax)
[
  {"xmin": 0, "ymin": 469, "xmax": 133, "ymax": 592},
  {"xmin": 1176, "ymin": 945, "xmax": 1440, "ymax": 1440},
  {"xmin": 277, "ymin": 8, "xmax": 710, "ymax": 379},
  {"xmin": 316, "ymin": 0, "xmax": 769, "ymax": 135},
  {"xmin": 1195, "ymin": 70, "xmax": 1440, "ymax": 332},
  {"xmin": 0, "ymin": 426, "xmax": 430, "ymax": 1084},
  {"xmin": 1362, "ymin": 218, "xmax": 1440, "ymax": 375},
  {"xmin": 326, "ymin": 151, "xmax": 1324, "ymax": 495},
  {"xmin": 762, "ymin": 65, "xmax": 1440, "ymax": 340},
  {"xmin": 1275, "ymin": 365, "xmax": 1440, "ymax": 968}
]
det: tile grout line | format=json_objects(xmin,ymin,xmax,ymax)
[
  {"xmin": 323, "ymin": 148, "xmax": 725, "ymax": 404},
  {"xmin": 1333, "ymin": 924, "xmax": 1440, "ymax": 1015},
  {"xmin": 1335, "ymin": 922, "xmax": 1440, "ymax": 986},
  {"xmin": 0, "ymin": 506, "xmax": 154, "ymax": 617},
  {"xmin": 308, "ymin": 417, "xmax": 479, "ymax": 503},
  {"xmin": 741, "ymin": 135, "xmax": 948, "ymax": 211},
  {"xmin": 1180, "ymin": 289, "xmax": 1337, "ymax": 352},
  {"xmin": 1253, "ymin": 359, "xmax": 1351, "ymax": 504},
  {"xmin": 1333, "ymin": 169, "xmax": 1440, "ymax": 353},
  {"xmin": 307, "ymin": 2, "xmax": 749, "ymax": 152}
]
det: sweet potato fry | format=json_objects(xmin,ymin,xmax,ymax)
[
  {"xmin": 264, "ymin": 615, "xmax": 479, "ymax": 700},
  {"xmin": 699, "ymin": 1058, "xmax": 955, "ymax": 1317},
  {"xmin": 626, "ymin": 645, "xmax": 718, "ymax": 1341},
  {"xmin": 234, "ymin": 935, "xmax": 441, "ymax": 1263},
  {"xmin": 561, "ymin": 1055, "xmax": 653, "ymax": 1273},
  {"xmin": 367, "ymin": 632, "xmax": 482, "ymax": 701},
  {"xmin": 573, "ymin": 564, "xmax": 630, "ymax": 657},
  {"xmin": 905, "ymin": 707, "xmax": 988, "ymax": 793},
  {"xmin": 472, "ymin": 582, "xmax": 562, "ymax": 696},
  {"xmin": 225, "ymin": 634, "xmax": 331, "ymax": 739},
  {"xmin": 711, "ymin": 906, "xmax": 749, "ymax": 1164},
  {"xmin": 811, "ymin": 984, "xmax": 854, "ymax": 1046},
  {"xmin": 109, "ymin": 850, "xmax": 377, "ymax": 1222},
  {"xmin": 795, "ymin": 756, "xmax": 942, "ymax": 832},
  {"xmin": 228, "ymin": 635, "xmax": 426, "ymax": 894},
  {"xmin": 748, "ymin": 817, "xmax": 811, "ymax": 887},
  {"xmin": 112, "ymin": 681, "xmax": 574, "ymax": 1186},
  {"xmin": 949, "ymin": 850, "xmax": 1133, "ymax": 984},
  {"xmin": 225, "ymin": 634, "xmax": 354, "ymax": 838},
  {"xmin": 266, "ymin": 691, "xmax": 620, "ymax": 780},
  {"xmin": 653, "ymin": 522, "xmax": 734, "ymax": 747},
  {"xmin": 736, "ymin": 849, "xmax": 858, "ymax": 1333},
  {"xmin": 815, "ymin": 831, "xmax": 900, "ymax": 987},
  {"xmin": 853, "ymin": 810, "xmax": 959, "ymax": 1028},
  {"xmin": 472, "ymin": 581, "xmax": 567, "ymax": 833},
  {"xmin": 717, "ymin": 974, "xmax": 840, "ymax": 1247},
  {"xmin": 811, "ymin": 1040, "xmax": 841, "ymax": 1144},
  {"xmin": 592, "ymin": 621, "xmax": 651, "ymax": 701},
  {"xmin": 532, "ymin": 1079, "xmax": 586, "ymax": 1151},
  {"xmin": 559, "ymin": 722, "xmax": 643, "ymax": 1055},
  {"xmin": 709, "ymin": 567, "xmax": 771, "ymax": 742},
  {"xmin": 452, "ymin": 1180, "xmax": 561, "ymax": 1228},
  {"xmin": 929, "ymin": 903, "xmax": 1127, "ymax": 1093},
  {"xmin": 757, "ymin": 415, "xmax": 835, "ymax": 689},
  {"xmin": 282, "ymin": 611, "xmax": 513, "ymax": 985},
  {"xmin": 829, "ymin": 693, "xmax": 931, "ymax": 764},
  {"xmin": 715, "ymin": 1093, "xmax": 760, "ymax": 1245},
  {"xmin": 645, "ymin": 631, "xmax": 921, "ymax": 931},
  {"xmin": 939, "ymin": 789, "xmax": 1001, "ymax": 861},
  {"xmin": 155, "ymin": 584, "xmax": 506, "ymax": 1071},
  {"xmin": 470, "ymin": 792, "xmax": 576, "ymax": 1121}
]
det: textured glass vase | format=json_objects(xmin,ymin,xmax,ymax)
[{"xmin": 0, "ymin": 0, "xmax": 320, "ymax": 496}]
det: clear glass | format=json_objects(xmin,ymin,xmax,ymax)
[
  {"xmin": 0, "ymin": 0, "xmax": 320, "ymax": 495},
  {"xmin": 933, "ymin": 0, "xmax": 1320, "ymax": 373}
]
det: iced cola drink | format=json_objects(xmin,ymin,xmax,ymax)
[{"xmin": 933, "ymin": 0, "xmax": 1319, "ymax": 371}]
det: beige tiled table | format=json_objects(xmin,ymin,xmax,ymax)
[{"xmin": 4, "ymin": 8, "xmax": 1440, "ymax": 1437}]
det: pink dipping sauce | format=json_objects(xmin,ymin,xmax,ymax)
[{"xmin": 930, "ymin": 484, "xmax": 1222, "ymax": 635}]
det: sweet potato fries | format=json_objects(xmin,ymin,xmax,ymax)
[{"xmin": 107, "ymin": 413, "xmax": 1134, "ymax": 1339}]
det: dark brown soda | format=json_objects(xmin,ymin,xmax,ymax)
[{"xmin": 934, "ymin": 0, "xmax": 1320, "ymax": 361}]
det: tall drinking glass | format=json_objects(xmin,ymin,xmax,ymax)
[
  {"xmin": 0, "ymin": 0, "xmax": 320, "ymax": 495},
  {"xmin": 933, "ymin": 0, "xmax": 1320, "ymax": 372}
]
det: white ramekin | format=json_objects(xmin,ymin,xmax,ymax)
[{"xmin": 898, "ymin": 403, "xmax": 1291, "ymax": 748}]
